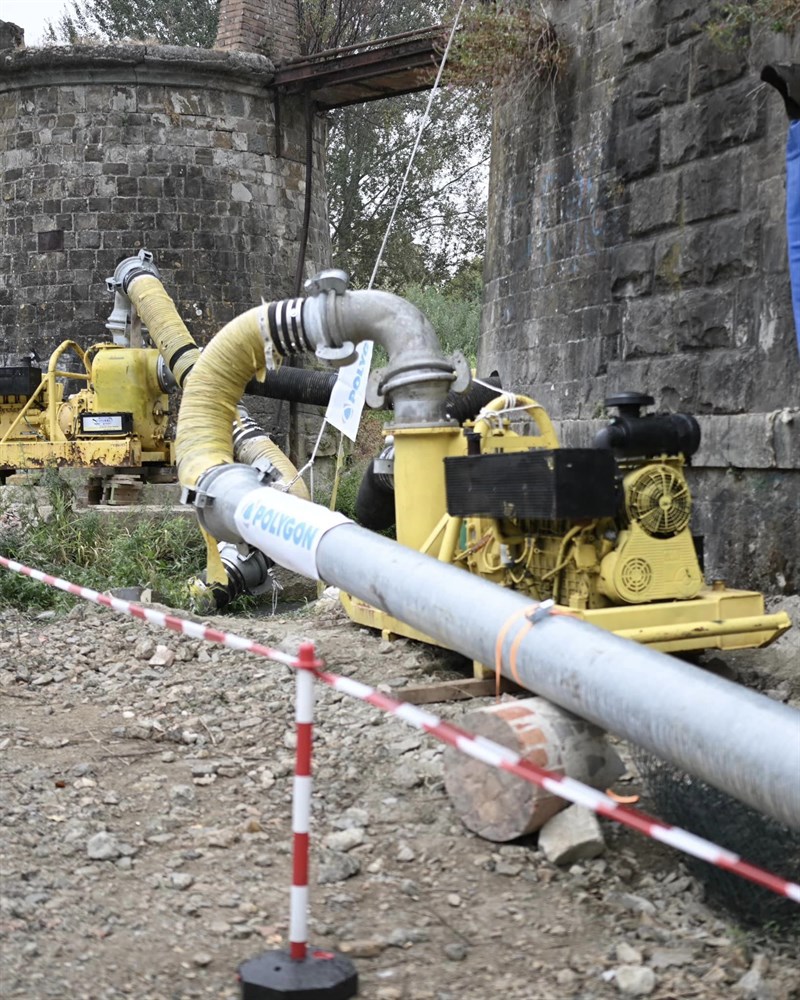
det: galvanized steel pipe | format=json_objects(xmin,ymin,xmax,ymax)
[
  {"xmin": 177, "ymin": 282, "xmax": 800, "ymax": 830},
  {"xmin": 184, "ymin": 465, "xmax": 800, "ymax": 831}
]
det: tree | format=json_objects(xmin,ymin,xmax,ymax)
[
  {"xmin": 297, "ymin": 0, "xmax": 490, "ymax": 287},
  {"xmin": 326, "ymin": 84, "xmax": 489, "ymax": 289},
  {"xmin": 45, "ymin": 0, "xmax": 220, "ymax": 47},
  {"xmin": 295, "ymin": 0, "xmax": 442, "ymax": 56}
]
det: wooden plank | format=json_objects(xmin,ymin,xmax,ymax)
[{"xmin": 395, "ymin": 677, "xmax": 518, "ymax": 705}]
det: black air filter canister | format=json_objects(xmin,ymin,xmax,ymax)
[
  {"xmin": 444, "ymin": 449, "xmax": 620, "ymax": 520},
  {"xmin": 594, "ymin": 413, "xmax": 701, "ymax": 458}
]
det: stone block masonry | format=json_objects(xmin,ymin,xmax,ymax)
[
  {"xmin": 481, "ymin": 0, "xmax": 799, "ymax": 591},
  {"xmin": 0, "ymin": 45, "xmax": 329, "ymax": 370}
]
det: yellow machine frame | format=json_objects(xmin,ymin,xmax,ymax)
[
  {"xmin": 0, "ymin": 339, "xmax": 174, "ymax": 477},
  {"xmin": 340, "ymin": 396, "xmax": 790, "ymax": 669}
]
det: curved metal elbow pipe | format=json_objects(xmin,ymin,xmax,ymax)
[
  {"xmin": 177, "ymin": 272, "xmax": 467, "ymax": 491},
  {"xmin": 300, "ymin": 272, "xmax": 468, "ymax": 425}
]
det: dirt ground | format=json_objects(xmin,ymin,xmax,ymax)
[{"xmin": 0, "ymin": 591, "xmax": 798, "ymax": 1000}]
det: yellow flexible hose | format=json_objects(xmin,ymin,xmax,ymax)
[
  {"xmin": 233, "ymin": 413, "xmax": 310, "ymax": 501},
  {"xmin": 176, "ymin": 307, "xmax": 302, "ymax": 493},
  {"xmin": 126, "ymin": 275, "xmax": 200, "ymax": 387}
]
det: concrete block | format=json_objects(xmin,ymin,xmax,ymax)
[{"xmin": 538, "ymin": 805, "xmax": 606, "ymax": 865}]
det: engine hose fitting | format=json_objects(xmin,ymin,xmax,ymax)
[
  {"xmin": 108, "ymin": 250, "xmax": 201, "ymax": 389},
  {"xmin": 266, "ymin": 299, "xmax": 311, "ymax": 356},
  {"xmin": 233, "ymin": 406, "xmax": 310, "ymax": 501},
  {"xmin": 217, "ymin": 543, "xmax": 276, "ymax": 603}
]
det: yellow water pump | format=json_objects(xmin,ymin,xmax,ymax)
[{"xmin": 341, "ymin": 391, "xmax": 790, "ymax": 659}]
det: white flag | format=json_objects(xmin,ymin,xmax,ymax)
[{"xmin": 324, "ymin": 340, "xmax": 373, "ymax": 442}]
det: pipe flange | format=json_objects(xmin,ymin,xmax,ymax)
[
  {"xmin": 316, "ymin": 342, "xmax": 358, "ymax": 368},
  {"xmin": 108, "ymin": 248, "xmax": 161, "ymax": 293},
  {"xmin": 304, "ymin": 269, "xmax": 349, "ymax": 297},
  {"xmin": 381, "ymin": 368, "xmax": 457, "ymax": 396},
  {"xmin": 449, "ymin": 351, "xmax": 471, "ymax": 394},
  {"xmin": 366, "ymin": 369, "xmax": 386, "ymax": 409}
]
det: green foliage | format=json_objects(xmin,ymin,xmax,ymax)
[
  {"xmin": 403, "ymin": 273, "xmax": 481, "ymax": 366},
  {"xmin": 328, "ymin": 89, "xmax": 490, "ymax": 289},
  {"xmin": 0, "ymin": 473, "xmax": 206, "ymax": 612},
  {"xmin": 449, "ymin": 3, "xmax": 567, "ymax": 89},
  {"xmin": 330, "ymin": 464, "xmax": 363, "ymax": 521},
  {"xmin": 706, "ymin": 0, "xmax": 799, "ymax": 47},
  {"xmin": 45, "ymin": 0, "xmax": 220, "ymax": 47}
]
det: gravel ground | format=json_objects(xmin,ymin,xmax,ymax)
[{"xmin": 0, "ymin": 591, "xmax": 798, "ymax": 1000}]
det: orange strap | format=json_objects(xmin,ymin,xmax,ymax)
[
  {"xmin": 494, "ymin": 600, "xmax": 578, "ymax": 698},
  {"xmin": 493, "ymin": 604, "xmax": 537, "ymax": 699}
]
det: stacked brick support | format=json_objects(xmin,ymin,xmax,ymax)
[
  {"xmin": 216, "ymin": 0, "xmax": 301, "ymax": 61},
  {"xmin": 482, "ymin": 0, "xmax": 799, "ymax": 592}
]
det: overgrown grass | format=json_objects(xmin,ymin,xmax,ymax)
[
  {"xmin": 707, "ymin": 0, "xmax": 799, "ymax": 46},
  {"xmin": 0, "ymin": 471, "xmax": 206, "ymax": 613}
]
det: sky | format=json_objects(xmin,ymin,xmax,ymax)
[{"xmin": 3, "ymin": 0, "xmax": 69, "ymax": 45}]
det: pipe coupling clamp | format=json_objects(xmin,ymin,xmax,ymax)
[
  {"xmin": 180, "ymin": 463, "xmax": 264, "ymax": 544},
  {"xmin": 107, "ymin": 248, "xmax": 162, "ymax": 294}
]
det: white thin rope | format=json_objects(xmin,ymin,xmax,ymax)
[
  {"xmin": 283, "ymin": 419, "xmax": 328, "ymax": 496},
  {"xmin": 474, "ymin": 393, "xmax": 534, "ymax": 428},
  {"xmin": 470, "ymin": 377, "xmax": 504, "ymax": 395},
  {"xmin": 368, "ymin": 3, "xmax": 466, "ymax": 290},
  {"xmin": 300, "ymin": 5, "xmax": 467, "ymax": 498}
]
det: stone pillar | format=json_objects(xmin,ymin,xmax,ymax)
[
  {"xmin": 216, "ymin": 0, "xmax": 301, "ymax": 61},
  {"xmin": 481, "ymin": 0, "xmax": 800, "ymax": 593}
]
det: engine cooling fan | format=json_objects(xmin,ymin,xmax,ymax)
[{"xmin": 625, "ymin": 464, "xmax": 691, "ymax": 537}]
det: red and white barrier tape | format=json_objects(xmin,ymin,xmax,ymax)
[
  {"xmin": 0, "ymin": 556, "xmax": 298, "ymax": 667},
  {"xmin": 1, "ymin": 554, "xmax": 798, "ymax": 905},
  {"xmin": 319, "ymin": 670, "xmax": 800, "ymax": 904}
]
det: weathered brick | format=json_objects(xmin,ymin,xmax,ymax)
[
  {"xmin": 707, "ymin": 79, "xmax": 766, "ymax": 151},
  {"xmin": 629, "ymin": 173, "xmax": 681, "ymax": 235},
  {"xmin": 704, "ymin": 215, "xmax": 760, "ymax": 283},
  {"xmin": 682, "ymin": 151, "xmax": 742, "ymax": 222},
  {"xmin": 622, "ymin": 295, "xmax": 677, "ymax": 357},
  {"xmin": 611, "ymin": 241, "xmax": 654, "ymax": 299},
  {"xmin": 675, "ymin": 288, "xmax": 735, "ymax": 351},
  {"xmin": 621, "ymin": 4, "xmax": 665, "ymax": 66},
  {"xmin": 622, "ymin": 49, "xmax": 690, "ymax": 120},
  {"xmin": 689, "ymin": 35, "xmax": 747, "ymax": 97},
  {"xmin": 615, "ymin": 118, "xmax": 660, "ymax": 180},
  {"xmin": 654, "ymin": 228, "xmax": 706, "ymax": 292},
  {"xmin": 660, "ymin": 102, "xmax": 708, "ymax": 166}
]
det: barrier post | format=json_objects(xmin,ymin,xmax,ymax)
[{"xmin": 237, "ymin": 642, "xmax": 359, "ymax": 999}]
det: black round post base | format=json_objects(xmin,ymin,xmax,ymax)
[{"xmin": 238, "ymin": 949, "xmax": 358, "ymax": 999}]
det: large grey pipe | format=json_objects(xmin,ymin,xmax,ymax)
[
  {"xmin": 178, "ymin": 281, "xmax": 799, "ymax": 829},
  {"xmin": 187, "ymin": 465, "xmax": 800, "ymax": 831}
]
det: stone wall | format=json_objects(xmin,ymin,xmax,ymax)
[
  {"xmin": 0, "ymin": 45, "xmax": 330, "ymax": 445},
  {"xmin": 482, "ymin": 0, "xmax": 800, "ymax": 592}
]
